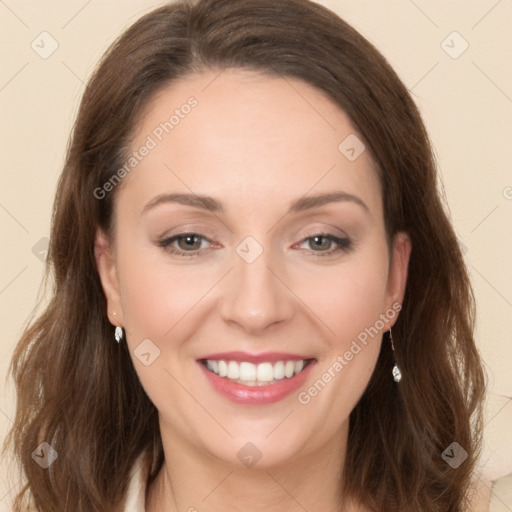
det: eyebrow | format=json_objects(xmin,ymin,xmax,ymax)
[{"xmin": 140, "ymin": 191, "xmax": 370, "ymax": 216}]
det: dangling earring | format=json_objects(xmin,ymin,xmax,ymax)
[
  {"xmin": 389, "ymin": 328, "xmax": 402, "ymax": 382},
  {"xmin": 114, "ymin": 326, "xmax": 123, "ymax": 343},
  {"xmin": 113, "ymin": 311, "xmax": 123, "ymax": 344}
]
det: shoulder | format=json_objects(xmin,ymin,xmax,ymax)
[
  {"xmin": 465, "ymin": 474, "xmax": 491, "ymax": 512},
  {"xmin": 122, "ymin": 455, "xmax": 147, "ymax": 512}
]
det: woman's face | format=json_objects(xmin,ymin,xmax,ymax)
[{"xmin": 96, "ymin": 69, "xmax": 411, "ymax": 469}]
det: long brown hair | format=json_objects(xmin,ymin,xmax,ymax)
[{"xmin": 3, "ymin": 0, "xmax": 486, "ymax": 510}]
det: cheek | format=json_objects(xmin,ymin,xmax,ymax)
[
  {"xmin": 302, "ymin": 257, "xmax": 389, "ymax": 347},
  {"xmin": 295, "ymin": 244, "xmax": 390, "ymax": 407},
  {"xmin": 115, "ymin": 245, "xmax": 212, "ymax": 407},
  {"xmin": 116, "ymin": 243, "xmax": 215, "ymax": 340},
  {"xmin": 295, "ymin": 267, "xmax": 387, "ymax": 419}
]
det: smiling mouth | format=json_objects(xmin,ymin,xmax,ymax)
[{"xmin": 199, "ymin": 358, "xmax": 315, "ymax": 387}]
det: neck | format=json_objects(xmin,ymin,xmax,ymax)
[{"xmin": 145, "ymin": 421, "xmax": 356, "ymax": 512}]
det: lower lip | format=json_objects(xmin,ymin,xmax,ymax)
[{"xmin": 198, "ymin": 361, "xmax": 315, "ymax": 406}]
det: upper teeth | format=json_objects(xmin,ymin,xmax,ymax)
[{"xmin": 205, "ymin": 359, "xmax": 306, "ymax": 385}]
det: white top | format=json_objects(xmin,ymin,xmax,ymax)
[{"xmin": 123, "ymin": 455, "xmax": 146, "ymax": 512}]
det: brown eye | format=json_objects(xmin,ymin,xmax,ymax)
[
  {"xmin": 158, "ymin": 233, "xmax": 211, "ymax": 257},
  {"xmin": 175, "ymin": 234, "xmax": 203, "ymax": 251}
]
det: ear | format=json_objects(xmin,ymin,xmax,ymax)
[
  {"xmin": 384, "ymin": 231, "xmax": 412, "ymax": 328},
  {"xmin": 94, "ymin": 228, "xmax": 125, "ymax": 327}
]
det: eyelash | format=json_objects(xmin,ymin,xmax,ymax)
[{"xmin": 157, "ymin": 232, "xmax": 353, "ymax": 258}]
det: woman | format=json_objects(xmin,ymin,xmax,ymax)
[{"xmin": 3, "ymin": 0, "xmax": 487, "ymax": 510}]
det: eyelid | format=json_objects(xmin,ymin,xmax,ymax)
[
  {"xmin": 294, "ymin": 223, "xmax": 349, "ymax": 240},
  {"xmin": 157, "ymin": 232, "xmax": 215, "ymax": 248}
]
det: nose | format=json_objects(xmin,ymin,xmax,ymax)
[{"xmin": 219, "ymin": 242, "xmax": 295, "ymax": 335}]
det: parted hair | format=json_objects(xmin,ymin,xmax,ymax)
[{"xmin": 3, "ymin": 0, "xmax": 486, "ymax": 510}]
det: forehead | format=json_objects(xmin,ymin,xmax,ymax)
[{"xmin": 119, "ymin": 68, "xmax": 382, "ymax": 218}]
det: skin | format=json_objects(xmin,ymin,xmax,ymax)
[{"xmin": 95, "ymin": 69, "xmax": 412, "ymax": 511}]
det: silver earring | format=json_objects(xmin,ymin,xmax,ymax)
[
  {"xmin": 114, "ymin": 326, "xmax": 123, "ymax": 343},
  {"xmin": 389, "ymin": 328, "xmax": 402, "ymax": 382}
]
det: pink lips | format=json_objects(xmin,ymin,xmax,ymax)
[{"xmin": 197, "ymin": 351, "xmax": 316, "ymax": 406}]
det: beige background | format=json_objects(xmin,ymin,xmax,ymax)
[{"xmin": 1, "ymin": 0, "xmax": 511, "ymax": 510}]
